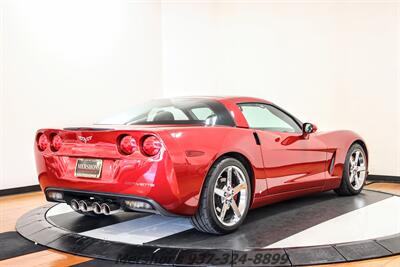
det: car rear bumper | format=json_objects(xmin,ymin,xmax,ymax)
[
  {"xmin": 44, "ymin": 187, "xmax": 178, "ymax": 217},
  {"xmin": 36, "ymin": 153, "xmax": 201, "ymax": 216}
]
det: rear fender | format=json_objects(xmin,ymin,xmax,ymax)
[{"xmin": 161, "ymin": 127, "xmax": 265, "ymax": 212}]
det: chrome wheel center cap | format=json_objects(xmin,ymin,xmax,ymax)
[{"xmin": 224, "ymin": 189, "xmax": 233, "ymax": 201}]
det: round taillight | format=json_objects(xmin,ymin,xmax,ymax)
[
  {"xmin": 51, "ymin": 134, "xmax": 63, "ymax": 151},
  {"xmin": 38, "ymin": 134, "xmax": 49, "ymax": 151},
  {"xmin": 142, "ymin": 136, "xmax": 162, "ymax": 156},
  {"xmin": 119, "ymin": 135, "xmax": 137, "ymax": 155}
]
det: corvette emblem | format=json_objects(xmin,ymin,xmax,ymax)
[{"xmin": 78, "ymin": 136, "xmax": 93, "ymax": 143}]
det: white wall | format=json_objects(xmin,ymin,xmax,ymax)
[
  {"xmin": 0, "ymin": 0, "xmax": 162, "ymax": 189},
  {"xmin": 1, "ymin": 1, "xmax": 399, "ymax": 190},
  {"xmin": 0, "ymin": 6, "xmax": 4, "ymax": 190},
  {"xmin": 161, "ymin": 1, "xmax": 400, "ymax": 177},
  {"xmin": 397, "ymin": 2, "xmax": 400, "ymax": 177}
]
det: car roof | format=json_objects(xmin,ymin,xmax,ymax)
[{"xmin": 175, "ymin": 95, "xmax": 273, "ymax": 104}]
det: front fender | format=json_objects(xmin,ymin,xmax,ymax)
[{"xmin": 316, "ymin": 130, "xmax": 367, "ymax": 189}]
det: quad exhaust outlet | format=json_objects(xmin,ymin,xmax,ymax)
[
  {"xmin": 70, "ymin": 199, "xmax": 120, "ymax": 215},
  {"xmin": 93, "ymin": 202, "xmax": 102, "ymax": 214},
  {"xmin": 101, "ymin": 203, "xmax": 120, "ymax": 215},
  {"xmin": 79, "ymin": 200, "xmax": 94, "ymax": 212},
  {"xmin": 70, "ymin": 199, "xmax": 80, "ymax": 212}
]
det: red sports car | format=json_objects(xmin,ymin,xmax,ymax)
[{"xmin": 34, "ymin": 96, "xmax": 368, "ymax": 234}]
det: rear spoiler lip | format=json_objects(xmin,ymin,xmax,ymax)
[{"xmin": 63, "ymin": 127, "xmax": 115, "ymax": 131}]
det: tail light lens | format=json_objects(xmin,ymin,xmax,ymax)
[
  {"xmin": 119, "ymin": 135, "xmax": 137, "ymax": 155},
  {"xmin": 142, "ymin": 135, "xmax": 162, "ymax": 156},
  {"xmin": 51, "ymin": 134, "xmax": 63, "ymax": 151},
  {"xmin": 38, "ymin": 134, "xmax": 49, "ymax": 151}
]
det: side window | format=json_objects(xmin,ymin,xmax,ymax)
[
  {"xmin": 238, "ymin": 103, "xmax": 301, "ymax": 133},
  {"xmin": 147, "ymin": 106, "xmax": 188, "ymax": 121},
  {"xmin": 191, "ymin": 107, "xmax": 215, "ymax": 120}
]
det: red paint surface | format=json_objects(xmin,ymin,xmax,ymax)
[{"xmin": 34, "ymin": 97, "xmax": 367, "ymax": 216}]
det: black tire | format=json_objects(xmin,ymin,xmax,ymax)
[
  {"xmin": 334, "ymin": 143, "xmax": 368, "ymax": 196},
  {"xmin": 190, "ymin": 157, "xmax": 251, "ymax": 234}
]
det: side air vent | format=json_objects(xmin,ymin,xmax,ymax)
[
  {"xmin": 253, "ymin": 132, "xmax": 261, "ymax": 145},
  {"xmin": 329, "ymin": 152, "xmax": 336, "ymax": 175}
]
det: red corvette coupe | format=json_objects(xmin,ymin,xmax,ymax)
[{"xmin": 35, "ymin": 96, "xmax": 368, "ymax": 234}]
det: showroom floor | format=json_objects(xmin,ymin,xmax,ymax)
[{"xmin": 0, "ymin": 183, "xmax": 399, "ymax": 267}]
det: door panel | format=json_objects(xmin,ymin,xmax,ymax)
[
  {"xmin": 257, "ymin": 130, "xmax": 328, "ymax": 194},
  {"xmin": 237, "ymin": 102, "xmax": 328, "ymax": 195}
]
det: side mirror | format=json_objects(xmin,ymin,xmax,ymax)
[{"xmin": 302, "ymin": 123, "xmax": 317, "ymax": 134}]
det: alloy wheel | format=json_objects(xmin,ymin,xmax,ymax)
[
  {"xmin": 213, "ymin": 166, "xmax": 248, "ymax": 227},
  {"xmin": 349, "ymin": 149, "xmax": 367, "ymax": 190}
]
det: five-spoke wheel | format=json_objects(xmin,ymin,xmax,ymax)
[
  {"xmin": 335, "ymin": 143, "xmax": 368, "ymax": 196},
  {"xmin": 348, "ymin": 149, "xmax": 367, "ymax": 191},
  {"xmin": 190, "ymin": 157, "xmax": 251, "ymax": 234},
  {"xmin": 213, "ymin": 166, "xmax": 248, "ymax": 227}
]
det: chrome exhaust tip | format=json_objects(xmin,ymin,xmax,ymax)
[
  {"xmin": 70, "ymin": 199, "xmax": 80, "ymax": 212},
  {"xmin": 93, "ymin": 202, "xmax": 102, "ymax": 214},
  {"xmin": 79, "ymin": 200, "xmax": 94, "ymax": 212},
  {"xmin": 101, "ymin": 203, "xmax": 120, "ymax": 215}
]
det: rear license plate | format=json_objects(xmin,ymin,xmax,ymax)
[{"xmin": 75, "ymin": 158, "xmax": 103, "ymax": 178}]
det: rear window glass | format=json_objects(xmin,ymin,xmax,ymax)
[{"xmin": 97, "ymin": 98, "xmax": 235, "ymax": 127}]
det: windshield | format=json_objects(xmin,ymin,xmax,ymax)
[{"xmin": 97, "ymin": 98, "xmax": 235, "ymax": 127}]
